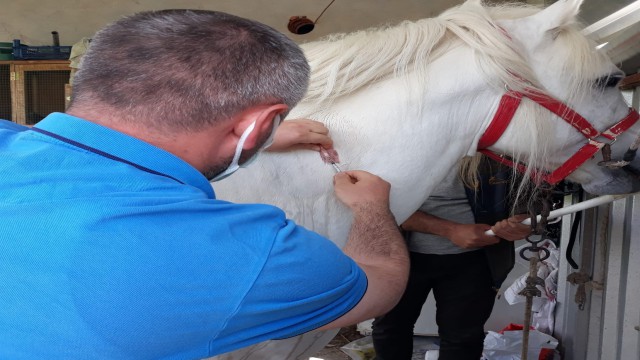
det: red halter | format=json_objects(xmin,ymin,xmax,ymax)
[{"xmin": 477, "ymin": 90, "xmax": 640, "ymax": 185}]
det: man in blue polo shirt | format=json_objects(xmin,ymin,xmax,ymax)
[{"xmin": 0, "ymin": 10, "xmax": 409, "ymax": 360}]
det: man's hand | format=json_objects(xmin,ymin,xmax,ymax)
[
  {"xmin": 491, "ymin": 214, "xmax": 531, "ymax": 241},
  {"xmin": 446, "ymin": 223, "xmax": 500, "ymax": 249},
  {"xmin": 333, "ymin": 171, "xmax": 391, "ymax": 211},
  {"xmin": 265, "ymin": 119, "xmax": 333, "ymax": 152}
]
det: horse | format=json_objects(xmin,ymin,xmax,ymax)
[{"xmin": 211, "ymin": 0, "xmax": 640, "ymax": 358}]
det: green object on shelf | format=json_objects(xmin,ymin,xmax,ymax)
[{"xmin": 0, "ymin": 42, "xmax": 12, "ymax": 59}]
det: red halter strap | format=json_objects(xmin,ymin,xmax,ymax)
[{"xmin": 478, "ymin": 90, "xmax": 640, "ymax": 185}]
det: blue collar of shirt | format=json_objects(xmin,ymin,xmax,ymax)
[{"xmin": 34, "ymin": 113, "xmax": 215, "ymax": 198}]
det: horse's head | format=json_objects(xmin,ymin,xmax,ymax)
[{"xmin": 481, "ymin": 0, "xmax": 640, "ymax": 195}]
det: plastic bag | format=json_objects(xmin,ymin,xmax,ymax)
[
  {"xmin": 340, "ymin": 335, "xmax": 376, "ymax": 360},
  {"xmin": 504, "ymin": 240, "xmax": 559, "ymax": 333},
  {"xmin": 482, "ymin": 324, "xmax": 559, "ymax": 360}
]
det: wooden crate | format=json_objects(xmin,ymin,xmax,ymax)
[{"xmin": 10, "ymin": 60, "xmax": 71, "ymax": 125}]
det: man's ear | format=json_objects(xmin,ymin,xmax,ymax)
[{"xmin": 232, "ymin": 103, "xmax": 289, "ymax": 149}]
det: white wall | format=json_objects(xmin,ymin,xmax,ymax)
[
  {"xmin": 0, "ymin": 0, "xmax": 459, "ymax": 47},
  {"xmin": 1, "ymin": 0, "xmax": 622, "ymax": 48}
]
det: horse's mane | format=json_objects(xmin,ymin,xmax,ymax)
[
  {"xmin": 300, "ymin": 0, "xmax": 610, "ymax": 208},
  {"xmin": 301, "ymin": 1, "xmax": 605, "ymax": 104},
  {"xmin": 301, "ymin": 1, "xmax": 541, "ymax": 104}
]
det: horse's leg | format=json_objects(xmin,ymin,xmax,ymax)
[{"xmin": 208, "ymin": 329, "xmax": 339, "ymax": 360}]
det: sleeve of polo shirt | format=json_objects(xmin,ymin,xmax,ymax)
[{"xmin": 221, "ymin": 218, "xmax": 367, "ymax": 341}]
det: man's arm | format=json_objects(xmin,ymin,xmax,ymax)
[
  {"xmin": 401, "ymin": 210, "xmax": 499, "ymax": 249},
  {"xmin": 317, "ymin": 170, "xmax": 409, "ymax": 330},
  {"xmin": 401, "ymin": 210, "xmax": 531, "ymax": 249},
  {"xmin": 265, "ymin": 121, "xmax": 410, "ymax": 329}
]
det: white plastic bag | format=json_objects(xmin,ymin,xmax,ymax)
[
  {"xmin": 424, "ymin": 349, "xmax": 439, "ymax": 360},
  {"xmin": 482, "ymin": 330, "xmax": 559, "ymax": 360},
  {"xmin": 340, "ymin": 335, "xmax": 376, "ymax": 360},
  {"xmin": 503, "ymin": 240, "xmax": 559, "ymax": 333}
]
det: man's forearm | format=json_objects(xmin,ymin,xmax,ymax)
[
  {"xmin": 343, "ymin": 203, "xmax": 408, "ymax": 266},
  {"xmin": 322, "ymin": 170, "xmax": 410, "ymax": 328},
  {"xmin": 400, "ymin": 210, "xmax": 457, "ymax": 238},
  {"xmin": 342, "ymin": 204, "xmax": 409, "ymax": 315},
  {"xmin": 400, "ymin": 210, "xmax": 500, "ymax": 249}
]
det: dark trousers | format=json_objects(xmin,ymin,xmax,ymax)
[{"xmin": 372, "ymin": 250, "xmax": 497, "ymax": 360}]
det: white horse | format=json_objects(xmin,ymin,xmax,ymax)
[{"xmin": 212, "ymin": 0, "xmax": 640, "ymax": 358}]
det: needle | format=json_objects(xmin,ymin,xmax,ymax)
[{"xmin": 320, "ymin": 147, "xmax": 342, "ymax": 173}]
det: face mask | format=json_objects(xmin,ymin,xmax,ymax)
[{"xmin": 210, "ymin": 115, "xmax": 281, "ymax": 182}]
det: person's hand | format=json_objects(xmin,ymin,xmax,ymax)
[
  {"xmin": 333, "ymin": 170, "xmax": 391, "ymax": 212},
  {"xmin": 491, "ymin": 214, "xmax": 531, "ymax": 241},
  {"xmin": 265, "ymin": 118, "xmax": 333, "ymax": 152},
  {"xmin": 447, "ymin": 223, "xmax": 500, "ymax": 249}
]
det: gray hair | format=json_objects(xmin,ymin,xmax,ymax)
[{"xmin": 70, "ymin": 9, "xmax": 310, "ymax": 131}]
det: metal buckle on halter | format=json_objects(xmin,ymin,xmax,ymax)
[
  {"xmin": 596, "ymin": 138, "xmax": 630, "ymax": 168},
  {"xmin": 597, "ymin": 107, "xmax": 640, "ymax": 168},
  {"xmin": 588, "ymin": 138, "xmax": 608, "ymax": 148}
]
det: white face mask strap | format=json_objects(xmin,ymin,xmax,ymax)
[
  {"xmin": 210, "ymin": 120, "xmax": 257, "ymax": 182},
  {"xmin": 229, "ymin": 120, "xmax": 256, "ymax": 166},
  {"xmin": 262, "ymin": 114, "xmax": 281, "ymax": 149}
]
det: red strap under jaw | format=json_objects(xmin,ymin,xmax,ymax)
[{"xmin": 478, "ymin": 90, "xmax": 640, "ymax": 185}]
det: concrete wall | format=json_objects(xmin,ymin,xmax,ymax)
[
  {"xmin": 2, "ymin": 0, "xmax": 627, "ymax": 49},
  {"xmin": 0, "ymin": 0, "xmax": 459, "ymax": 47}
]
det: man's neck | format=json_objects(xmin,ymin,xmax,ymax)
[{"xmin": 66, "ymin": 107, "xmax": 233, "ymax": 173}]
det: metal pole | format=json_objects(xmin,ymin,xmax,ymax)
[{"xmin": 485, "ymin": 193, "xmax": 638, "ymax": 236}]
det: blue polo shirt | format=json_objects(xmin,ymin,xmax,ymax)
[{"xmin": 0, "ymin": 113, "xmax": 367, "ymax": 359}]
